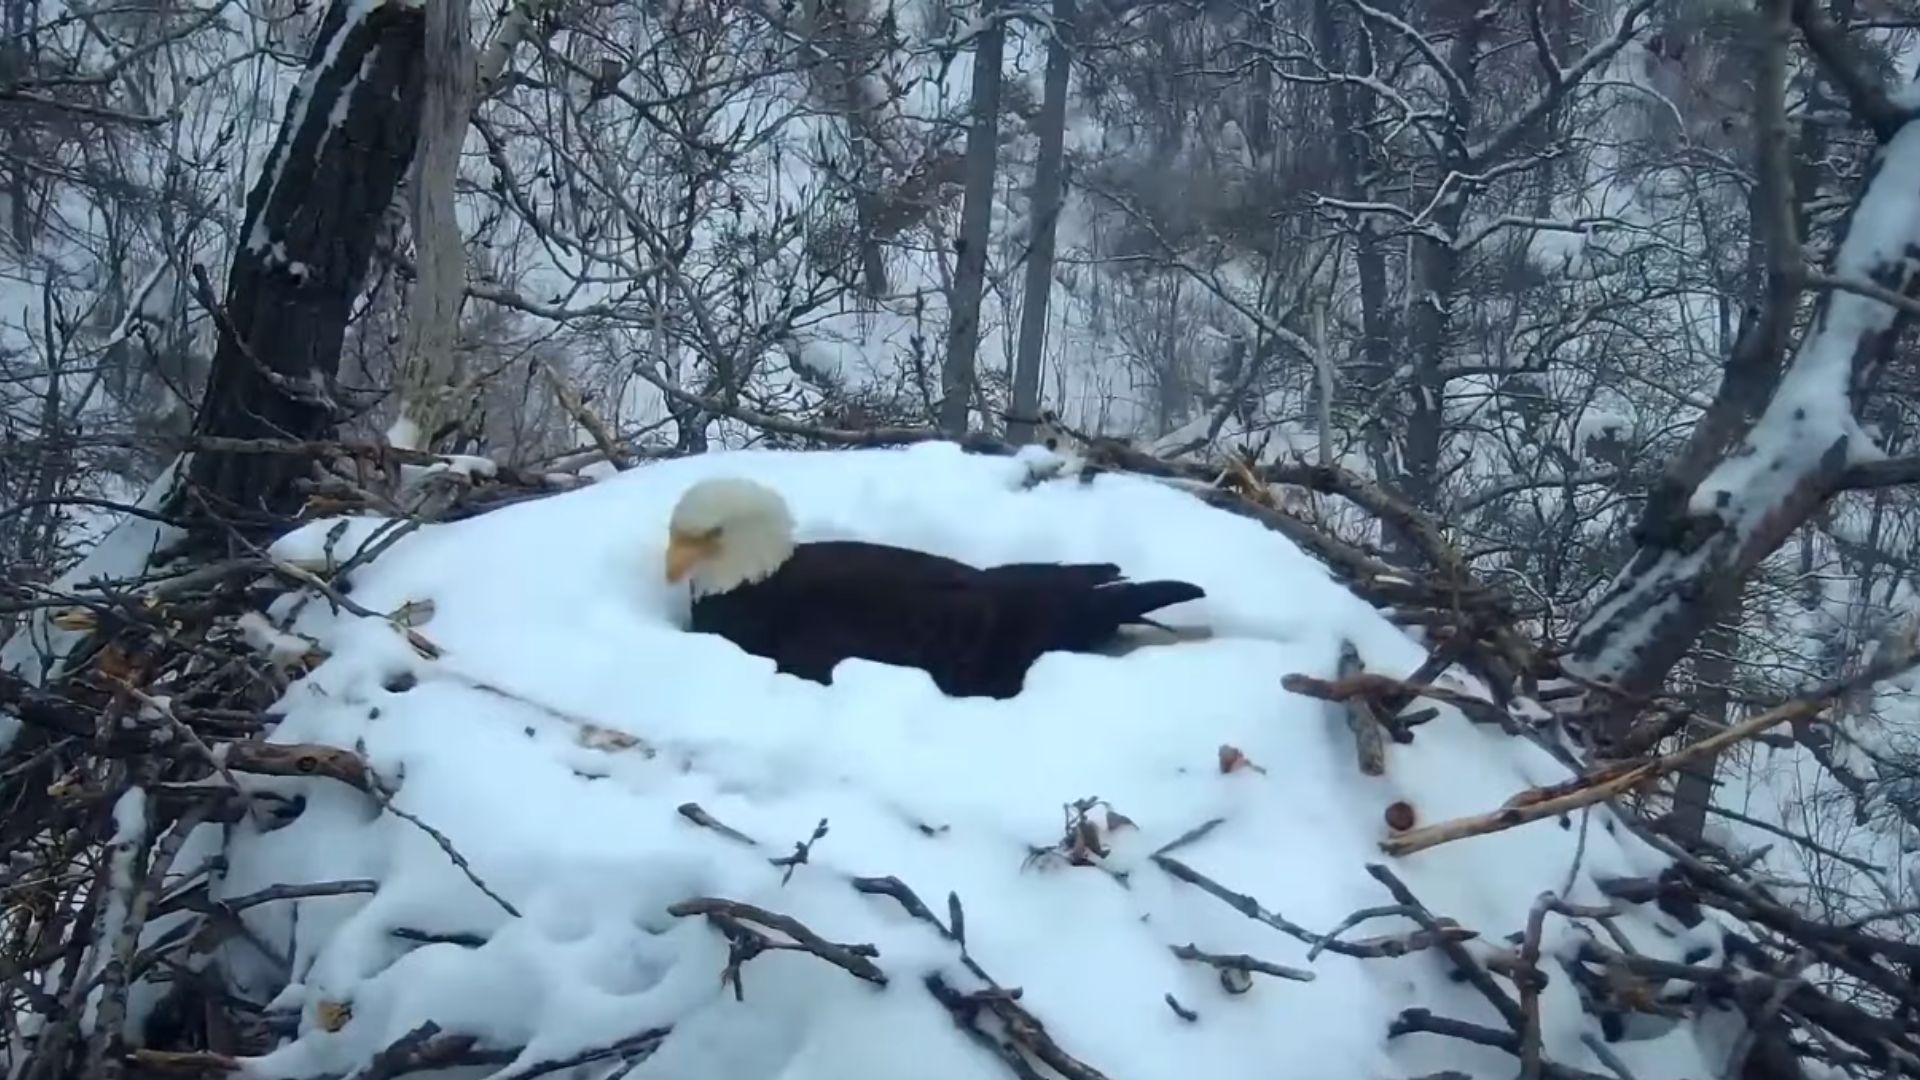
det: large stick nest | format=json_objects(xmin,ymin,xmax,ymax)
[{"xmin": 3, "ymin": 434, "xmax": 1917, "ymax": 1080}]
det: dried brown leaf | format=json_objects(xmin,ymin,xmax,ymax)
[
  {"xmin": 1218, "ymin": 744, "xmax": 1267, "ymax": 775},
  {"xmin": 315, "ymin": 999, "xmax": 352, "ymax": 1032}
]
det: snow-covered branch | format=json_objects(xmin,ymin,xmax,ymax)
[{"xmin": 1565, "ymin": 79, "xmax": 1920, "ymax": 694}]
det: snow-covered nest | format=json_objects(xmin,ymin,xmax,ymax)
[{"xmin": 195, "ymin": 443, "xmax": 1725, "ymax": 1079}]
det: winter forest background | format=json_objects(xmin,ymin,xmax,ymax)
[{"xmin": 8, "ymin": 0, "xmax": 1920, "ymax": 1070}]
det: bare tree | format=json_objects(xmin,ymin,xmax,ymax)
[
  {"xmin": 1562, "ymin": 0, "xmax": 1920, "ymax": 705},
  {"xmin": 389, "ymin": 0, "xmax": 480, "ymax": 452},
  {"xmin": 185, "ymin": 0, "xmax": 427, "ymax": 530},
  {"xmin": 1006, "ymin": 0, "xmax": 1074, "ymax": 445},
  {"xmin": 940, "ymin": 0, "xmax": 1006, "ymax": 436}
]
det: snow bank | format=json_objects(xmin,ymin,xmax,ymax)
[{"xmin": 210, "ymin": 443, "xmax": 1721, "ymax": 1079}]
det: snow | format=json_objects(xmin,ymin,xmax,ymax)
[
  {"xmin": 1573, "ymin": 407, "xmax": 1630, "ymax": 451},
  {"xmin": 83, "ymin": 787, "xmax": 151, "ymax": 1031},
  {"xmin": 135, "ymin": 445, "xmax": 1728, "ymax": 1078}
]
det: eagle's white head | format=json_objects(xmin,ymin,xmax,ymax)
[{"xmin": 665, "ymin": 477, "xmax": 797, "ymax": 596}]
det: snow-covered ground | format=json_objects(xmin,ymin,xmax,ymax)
[{"xmin": 149, "ymin": 444, "xmax": 1726, "ymax": 1078}]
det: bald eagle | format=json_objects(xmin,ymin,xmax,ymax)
[{"xmin": 662, "ymin": 477, "xmax": 1208, "ymax": 699}]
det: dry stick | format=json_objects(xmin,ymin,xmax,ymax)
[
  {"xmin": 124, "ymin": 1022, "xmax": 667, "ymax": 1080},
  {"xmin": 1516, "ymin": 895, "xmax": 1618, "ymax": 1080},
  {"xmin": 330, "ymin": 513, "xmax": 430, "ymax": 582},
  {"xmin": 1698, "ymin": 801, "xmax": 1878, "ymax": 874},
  {"xmin": 668, "ymin": 897, "xmax": 887, "ymax": 992},
  {"xmin": 1169, "ymin": 943, "xmax": 1314, "ymax": 985},
  {"xmin": 25, "ymin": 846, "xmax": 109, "ymax": 1080},
  {"xmin": 90, "ymin": 798, "xmax": 214, "ymax": 1080},
  {"xmin": 222, "ymin": 740, "xmax": 371, "ymax": 790},
  {"xmin": 1388, "ymin": 1010, "xmax": 1616, "ymax": 1080},
  {"xmin": 1364, "ymin": 864, "xmax": 1525, "ymax": 1031},
  {"xmin": 924, "ymin": 972, "xmax": 1114, "ymax": 1080},
  {"xmin": 265, "ymin": 555, "xmax": 441, "ymax": 659},
  {"xmin": 1575, "ymin": 939, "xmax": 1920, "ymax": 1070},
  {"xmin": 1152, "ymin": 853, "xmax": 1353, "ymax": 956},
  {"xmin": 105, "ymin": 676, "xmax": 266, "ymax": 826},
  {"xmin": 1517, "ymin": 894, "xmax": 1553, "ymax": 1080},
  {"xmin": 1722, "ymin": 947, "xmax": 1814, "ymax": 1080},
  {"xmin": 439, "ymin": 670, "xmax": 659, "ymax": 758},
  {"xmin": 157, "ymin": 878, "xmax": 380, "ymax": 920},
  {"xmin": 676, "ymin": 801, "xmax": 760, "ymax": 847},
  {"xmin": 849, "ymin": 877, "xmax": 1112, "ymax": 1080},
  {"xmin": 344, "ymin": 1020, "xmax": 511, "ymax": 1080},
  {"xmin": 1335, "ymin": 640, "xmax": 1388, "ymax": 774},
  {"xmin": 1578, "ymin": 1033, "xmax": 1642, "ymax": 1080},
  {"xmin": 845, "ymin": 880, "xmax": 1070, "ymax": 1070},
  {"xmin": 121, "ymin": 1049, "xmax": 249, "ymax": 1077},
  {"xmin": 1151, "ymin": 815, "xmax": 1227, "ymax": 858},
  {"xmin": 674, "ymin": 803, "xmax": 883, "ymax": 889},
  {"xmin": 771, "ymin": 818, "xmax": 830, "ymax": 884},
  {"xmin": 1154, "ymin": 852, "xmax": 1473, "ymax": 960},
  {"xmin": 850, "ymin": 875, "xmax": 951, "ymax": 933},
  {"xmin": 1282, "ymin": 669, "xmax": 1512, "ymax": 728},
  {"xmin": 1382, "ymin": 646, "xmax": 1920, "ymax": 857},
  {"xmin": 486, "ymin": 1025, "xmax": 673, "ymax": 1080},
  {"xmin": 1305, "ymin": 904, "xmax": 1474, "ymax": 962},
  {"xmin": 922, "ymin": 973, "xmax": 1047, "ymax": 1080},
  {"xmin": 1621, "ymin": 810, "xmax": 1920, "ymax": 979},
  {"xmin": 537, "ymin": 359, "xmax": 630, "ymax": 468}
]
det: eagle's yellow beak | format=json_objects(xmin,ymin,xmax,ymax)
[{"xmin": 664, "ymin": 529, "xmax": 720, "ymax": 583}]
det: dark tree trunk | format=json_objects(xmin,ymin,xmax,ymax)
[
  {"xmin": 939, "ymin": 0, "xmax": 1005, "ymax": 437},
  {"xmin": 1313, "ymin": 0, "xmax": 1395, "ymax": 506},
  {"xmin": 1394, "ymin": 12, "xmax": 1486, "ymax": 545},
  {"xmin": 1669, "ymin": 608, "xmax": 1737, "ymax": 842},
  {"xmin": 186, "ymin": 0, "xmax": 426, "ymax": 534}
]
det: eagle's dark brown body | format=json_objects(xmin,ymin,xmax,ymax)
[{"xmin": 688, "ymin": 540, "xmax": 1206, "ymax": 698}]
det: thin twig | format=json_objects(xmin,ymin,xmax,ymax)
[
  {"xmin": 1169, "ymin": 943, "xmax": 1315, "ymax": 984},
  {"xmin": 366, "ymin": 766, "xmax": 520, "ymax": 918},
  {"xmin": 666, "ymin": 897, "xmax": 887, "ymax": 995}
]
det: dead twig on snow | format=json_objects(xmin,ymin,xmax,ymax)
[{"xmin": 666, "ymin": 896, "xmax": 886, "ymax": 997}]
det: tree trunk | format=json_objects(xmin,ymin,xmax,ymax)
[
  {"xmin": 1564, "ymin": 0, "xmax": 1891, "ymax": 702},
  {"xmin": 1313, "ymin": 0, "xmax": 1394, "ymax": 502},
  {"xmin": 1656, "ymin": 33, "xmax": 1836, "ymax": 821},
  {"xmin": 186, "ymin": 0, "xmax": 426, "ymax": 533},
  {"xmin": 939, "ymin": 0, "xmax": 1004, "ymax": 438},
  {"xmin": 1669, "ymin": 604, "xmax": 1739, "ymax": 843},
  {"xmin": 389, "ymin": 0, "xmax": 477, "ymax": 452},
  {"xmin": 1244, "ymin": 0, "xmax": 1275, "ymax": 161},
  {"xmin": 1006, "ymin": 0, "xmax": 1073, "ymax": 446},
  {"xmin": 1393, "ymin": 12, "xmax": 1485, "ymax": 541},
  {"xmin": 792, "ymin": 0, "xmax": 894, "ymax": 298}
]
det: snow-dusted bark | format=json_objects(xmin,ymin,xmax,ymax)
[
  {"xmin": 188, "ymin": 0, "xmax": 425, "ymax": 525},
  {"xmin": 1564, "ymin": 92, "xmax": 1920, "ymax": 697}
]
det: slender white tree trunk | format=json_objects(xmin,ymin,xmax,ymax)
[{"xmin": 389, "ymin": 0, "xmax": 476, "ymax": 451}]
